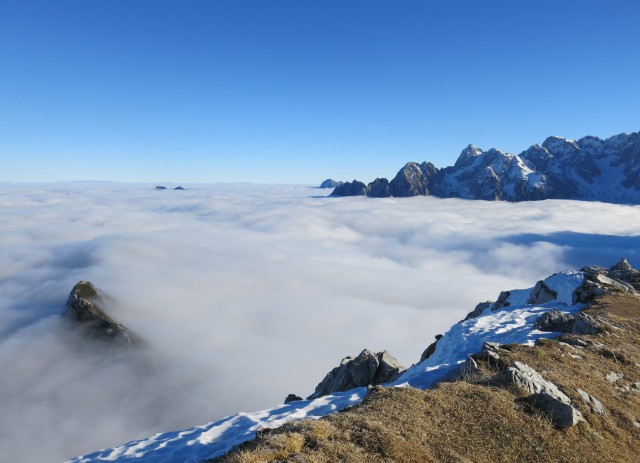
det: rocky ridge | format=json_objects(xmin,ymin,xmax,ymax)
[
  {"xmin": 64, "ymin": 281, "xmax": 142, "ymax": 346},
  {"xmin": 331, "ymin": 131, "xmax": 640, "ymax": 203},
  {"xmin": 71, "ymin": 259, "xmax": 640, "ymax": 463}
]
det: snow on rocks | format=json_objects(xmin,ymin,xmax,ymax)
[{"xmin": 69, "ymin": 268, "xmax": 589, "ymax": 462}]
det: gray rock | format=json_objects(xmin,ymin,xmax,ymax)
[
  {"xmin": 459, "ymin": 355, "xmax": 479, "ymax": 378},
  {"xmin": 319, "ymin": 179, "xmax": 344, "ymax": 189},
  {"xmin": 307, "ymin": 349, "xmax": 406, "ymax": 400},
  {"xmin": 366, "ymin": 178, "xmax": 391, "ymax": 198},
  {"xmin": 534, "ymin": 309, "xmax": 574, "ymax": 332},
  {"xmin": 284, "ymin": 394, "xmax": 303, "ymax": 404},
  {"xmin": 605, "ymin": 372, "xmax": 624, "ymax": 383},
  {"xmin": 575, "ymin": 388, "xmax": 605, "ymax": 415},
  {"xmin": 491, "ymin": 291, "xmax": 511, "ymax": 310},
  {"xmin": 64, "ymin": 281, "xmax": 142, "ymax": 346},
  {"xmin": 528, "ymin": 280, "xmax": 558, "ymax": 305},
  {"xmin": 419, "ymin": 334, "xmax": 443, "ymax": 362},
  {"xmin": 506, "ymin": 361, "xmax": 583, "ymax": 428},
  {"xmin": 571, "ymin": 313, "xmax": 600, "ymax": 335},
  {"xmin": 330, "ymin": 180, "xmax": 367, "ymax": 196},
  {"xmin": 463, "ymin": 301, "xmax": 492, "ymax": 321}
]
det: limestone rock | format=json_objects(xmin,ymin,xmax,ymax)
[
  {"xmin": 575, "ymin": 388, "xmax": 605, "ymax": 415},
  {"xmin": 528, "ymin": 280, "xmax": 558, "ymax": 305},
  {"xmin": 534, "ymin": 309, "xmax": 574, "ymax": 332},
  {"xmin": 307, "ymin": 349, "xmax": 406, "ymax": 400},
  {"xmin": 506, "ymin": 361, "xmax": 583, "ymax": 428},
  {"xmin": 64, "ymin": 281, "xmax": 141, "ymax": 346}
]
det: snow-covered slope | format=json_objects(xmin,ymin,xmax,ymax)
[
  {"xmin": 332, "ymin": 131, "xmax": 640, "ymax": 203},
  {"xmin": 70, "ymin": 270, "xmax": 588, "ymax": 463}
]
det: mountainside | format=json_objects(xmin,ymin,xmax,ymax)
[
  {"xmin": 70, "ymin": 259, "xmax": 640, "ymax": 462},
  {"xmin": 332, "ymin": 131, "xmax": 640, "ymax": 203}
]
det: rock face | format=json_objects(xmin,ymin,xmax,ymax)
[
  {"xmin": 319, "ymin": 179, "xmax": 344, "ymax": 189},
  {"xmin": 64, "ymin": 281, "xmax": 141, "ymax": 346},
  {"xmin": 308, "ymin": 349, "xmax": 406, "ymax": 400},
  {"xmin": 330, "ymin": 180, "xmax": 367, "ymax": 197},
  {"xmin": 331, "ymin": 131, "xmax": 640, "ymax": 204},
  {"xmin": 366, "ymin": 178, "xmax": 391, "ymax": 198}
]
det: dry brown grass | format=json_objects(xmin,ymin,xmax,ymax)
[{"xmin": 215, "ymin": 291, "xmax": 640, "ymax": 463}]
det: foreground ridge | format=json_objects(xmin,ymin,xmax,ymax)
[
  {"xmin": 332, "ymin": 131, "xmax": 640, "ymax": 203},
  {"xmin": 70, "ymin": 259, "xmax": 640, "ymax": 462}
]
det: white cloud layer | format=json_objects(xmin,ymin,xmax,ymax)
[{"xmin": 1, "ymin": 182, "xmax": 639, "ymax": 462}]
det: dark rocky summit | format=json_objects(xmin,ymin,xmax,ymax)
[
  {"xmin": 155, "ymin": 185, "xmax": 167, "ymax": 190},
  {"xmin": 332, "ymin": 131, "xmax": 640, "ymax": 203},
  {"xmin": 307, "ymin": 349, "xmax": 406, "ymax": 400},
  {"xmin": 174, "ymin": 186, "xmax": 186, "ymax": 190},
  {"xmin": 319, "ymin": 179, "xmax": 344, "ymax": 189},
  {"xmin": 64, "ymin": 281, "xmax": 142, "ymax": 346},
  {"xmin": 330, "ymin": 180, "xmax": 368, "ymax": 196}
]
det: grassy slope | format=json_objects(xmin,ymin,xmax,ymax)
[{"xmin": 214, "ymin": 291, "xmax": 640, "ymax": 463}]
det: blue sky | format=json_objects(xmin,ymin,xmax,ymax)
[{"xmin": 1, "ymin": 0, "xmax": 639, "ymax": 183}]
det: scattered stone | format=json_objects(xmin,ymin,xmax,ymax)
[
  {"xmin": 307, "ymin": 349, "xmax": 406, "ymax": 400},
  {"xmin": 528, "ymin": 280, "xmax": 558, "ymax": 305},
  {"xmin": 420, "ymin": 334, "xmax": 443, "ymax": 362},
  {"xmin": 284, "ymin": 394, "xmax": 303, "ymax": 404},
  {"xmin": 506, "ymin": 361, "xmax": 583, "ymax": 428},
  {"xmin": 575, "ymin": 388, "xmax": 605, "ymax": 415},
  {"xmin": 556, "ymin": 334, "xmax": 589, "ymax": 348},
  {"xmin": 64, "ymin": 281, "xmax": 142, "ymax": 346},
  {"xmin": 606, "ymin": 372, "xmax": 624, "ymax": 383}
]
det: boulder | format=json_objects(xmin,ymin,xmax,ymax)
[
  {"xmin": 307, "ymin": 349, "xmax": 405, "ymax": 400},
  {"xmin": 534, "ymin": 309, "xmax": 575, "ymax": 332},
  {"xmin": 527, "ymin": 280, "xmax": 558, "ymax": 305},
  {"xmin": 506, "ymin": 361, "xmax": 583, "ymax": 428},
  {"xmin": 64, "ymin": 281, "xmax": 142, "ymax": 346},
  {"xmin": 575, "ymin": 388, "xmax": 605, "ymax": 415}
]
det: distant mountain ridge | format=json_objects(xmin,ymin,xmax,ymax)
[{"xmin": 332, "ymin": 131, "xmax": 640, "ymax": 203}]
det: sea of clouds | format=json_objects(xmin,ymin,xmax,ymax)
[{"xmin": 1, "ymin": 182, "xmax": 639, "ymax": 462}]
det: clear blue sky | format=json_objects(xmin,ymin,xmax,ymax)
[{"xmin": 1, "ymin": 0, "xmax": 639, "ymax": 183}]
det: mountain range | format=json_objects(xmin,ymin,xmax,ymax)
[{"xmin": 331, "ymin": 131, "xmax": 640, "ymax": 203}]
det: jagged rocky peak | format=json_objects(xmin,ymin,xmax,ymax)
[
  {"xmin": 330, "ymin": 179, "xmax": 367, "ymax": 196},
  {"xmin": 307, "ymin": 348, "xmax": 405, "ymax": 400},
  {"xmin": 542, "ymin": 136, "xmax": 580, "ymax": 156},
  {"xmin": 64, "ymin": 281, "xmax": 142, "ymax": 346},
  {"xmin": 454, "ymin": 144, "xmax": 483, "ymax": 168}
]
